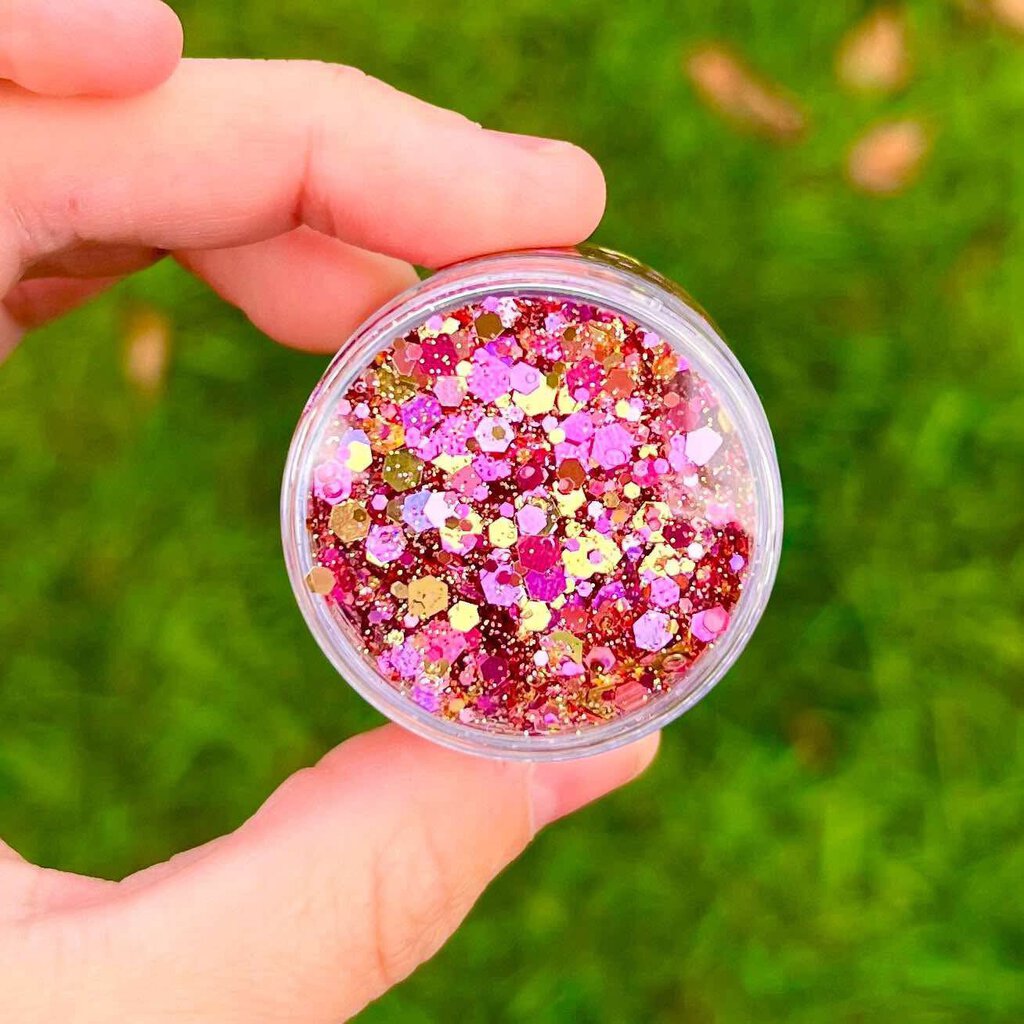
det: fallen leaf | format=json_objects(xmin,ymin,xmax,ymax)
[
  {"xmin": 991, "ymin": 0, "xmax": 1024, "ymax": 30},
  {"xmin": 847, "ymin": 119, "xmax": 930, "ymax": 194},
  {"xmin": 122, "ymin": 305, "xmax": 171, "ymax": 396},
  {"xmin": 837, "ymin": 8, "xmax": 912, "ymax": 93},
  {"xmin": 786, "ymin": 709, "xmax": 836, "ymax": 772},
  {"xmin": 685, "ymin": 44, "xmax": 806, "ymax": 142},
  {"xmin": 957, "ymin": 0, "xmax": 1024, "ymax": 32}
]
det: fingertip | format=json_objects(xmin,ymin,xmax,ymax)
[
  {"xmin": 468, "ymin": 131, "xmax": 607, "ymax": 257},
  {"xmin": 556, "ymin": 140, "xmax": 608, "ymax": 241},
  {"xmin": 84, "ymin": 0, "xmax": 184, "ymax": 96},
  {"xmin": 0, "ymin": 0, "xmax": 183, "ymax": 97},
  {"xmin": 529, "ymin": 731, "xmax": 660, "ymax": 833}
]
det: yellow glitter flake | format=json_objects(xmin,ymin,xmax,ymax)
[
  {"xmin": 561, "ymin": 530, "xmax": 622, "ymax": 579},
  {"xmin": 407, "ymin": 576, "xmax": 449, "ymax": 619},
  {"xmin": 441, "ymin": 510, "xmax": 482, "ymax": 552},
  {"xmin": 554, "ymin": 488, "xmax": 586, "ymax": 517},
  {"xmin": 623, "ymin": 482, "xmax": 642, "ymax": 500},
  {"xmin": 433, "ymin": 452, "xmax": 473, "ymax": 474},
  {"xmin": 305, "ymin": 566, "xmax": 335, "ymax": 595},
  {"xmin": 640, "ymin": 542, "xmax": 676, "ymax": 575},
  {"xmin": 548, "ymin": 630, "xmax": 584, "ymax": 663},
  {"xmin": 521, "ymin": 600, "xmax": 552, "ymax": 632},
  {"xmin": 382, "ymin": 450, "xmax": 423, "ymax": 492},
  {"xmin": 513, "ymin": 382, "xmax": 557, "ymax": 416},
  {"xmin": 329, "ymin": 500, "xmax": 371, "ymax": 543},
  {"xmin": 448, "ymin": 601, "xmax": 481, "ymax": 632},
  {"xmin": 632, "ymin": 501, "xmax": 672, "ymax": 541},
  {"xmin": 556, "ymin": 387, "xmax": 582, "ymax": 414},
  {"xmin": 345, "ymin": 441, "xmax": 373, "ymax": 472},
  {"xmin": 488, "ymin": 517, "xmax": 518, "ymax": 548}
]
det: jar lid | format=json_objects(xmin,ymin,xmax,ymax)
[{"xmin": 282, "ymin": 247, "xmax": 782, "ymax": 760}]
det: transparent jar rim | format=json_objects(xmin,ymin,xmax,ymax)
[{"xmin": 281, "ymin": 247, "xmax": 783, "ymax": 761}]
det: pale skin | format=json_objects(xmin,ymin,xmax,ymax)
[{"xmin": 0, "ymin": 0, "xmax": 660, "ymax": 1020}]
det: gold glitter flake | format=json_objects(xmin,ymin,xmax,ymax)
[
  {"xmin": 305, "ymin": 565, "xmax": 335, "ymax": 594},
  {"xmin": 382, "ymin": 450, "xmax": 423, "ymax": 492},
  {"xmin": 330, "ymin": 500, "xmax": 371, "ymax": 543},
  {"xmin": 474, "ymin": 312, "xmax": 503, "ymax": 340},
  {"xmin": 407, "ymin": 576, "xmax": 449, "ymax": 619}
]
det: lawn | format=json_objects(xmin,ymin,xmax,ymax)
[{"xmin": 0, "ymin": 1, "xmax": 1022, "ymax": 1021}]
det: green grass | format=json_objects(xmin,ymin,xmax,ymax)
[{"xmin": 1, "ymin": 1, "xmax": 1022, "ymax": 1020}]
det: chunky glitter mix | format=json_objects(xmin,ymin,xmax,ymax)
[{"xmin": 303, "ymin": 296, "xmax": 755, "ymax": 736}]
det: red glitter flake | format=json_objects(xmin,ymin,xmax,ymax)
[{"xmin": 304, "ymin": 296, "xmax": 755, "ymax": 736}]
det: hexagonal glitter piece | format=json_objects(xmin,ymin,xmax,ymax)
[
  {"xmin": 685, "ymin": 426, "xmax": 723, "ymax": 467},
  {"xmin": 521, "ymin": 600, "xmax": 552, "ymax": 632},
  {"xmin": 633, "ymin": 610, "xmax": 673, "ymax": 652},
  {"xmin": 512, "ymin": 382, "xmax": 556, "ymax": 416},
  {"xmin": 509, "ymin": 362, "xmax": 543, "ymax": 395},
  {"xmin": 488, "ymin": 517, "xmax": 518, "ymax": 548},
  {"xmin": 407, "ymin": 576, "xmax": 449, "ymax": 619},
  {"xmin": 382, "ymin": 450, "xmax": 423, "ymax": 492},
  {"xmin": 329, "ymin": 500, "xmax": 370, "ymax": 543},
  {"xmin": 474, "ymin": 416, "xmax": 514, "ymax": 453},
  {"xmin": 305, "ymin": 565, "xmax": 335, "ymax": 595},
  {"xmin": 649, "ymin": 576, "xmax": 681, "ymax": 608},
  {"xmin": 474, "ymin": 311, "xmax": 502, "ymax": 340},
  {"xmin": 448, "ymin": 601, "xmax": 480, "ymax": 632},
  {"xmin": 365, "ymin": 524, "xmax": 406, "ymax": 565}
]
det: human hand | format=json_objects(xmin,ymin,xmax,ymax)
[{"xmin": 0, "ymin": 2, "xmax": 659, "ymax": 1020}]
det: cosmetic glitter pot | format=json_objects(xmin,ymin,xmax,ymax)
[{"xmin": 282, "ymin": 247, "xmax": 782, "ymax": 760}]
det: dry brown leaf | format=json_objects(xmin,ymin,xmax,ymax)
[
  {"xmin": 837, "ymin": 8, "xmax": 912, "ymax": 93},
  {"xmin": 847, "ymin": 119, "xmax": 930, "ymax": 194},
  {"xmin": 786, "ymin": 709, "xmax": 836, "ymax": 772},
  {"xmin": 991, "ymin": 0, "xmax": 1024, "ymax": 30},
  {"xmin": 122, "ymin": 305, "xmax": 171, "ymax": 395},
  {"xmin": 957, "ymin": 0, "xmax": 1024, "ymax": 31},
  {"xmin": 685, "ymin": 44, "xmax": 806, "ymax": 142}
]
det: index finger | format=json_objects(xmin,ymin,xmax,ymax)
[{"xmin": 0, "ymin": 59, "xmax": 606, "ymax": 271}]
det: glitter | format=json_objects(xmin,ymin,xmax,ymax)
[
  {"xmin": 512, "ymin": 382, "xmax": 557, "ymax": 416},
  {"xmin": 329, "ymin": 500, "xmax": 371, "ymax": 543},
  {"xmin": 301, "ymin": 294, "xmax": 756, "ymax": 737},
  {"xmin": 448, "ymin": 601, "xmax": 480, "ymax": 632},
  {"xmin": 633, "ymin": 610, "xmax": 673, "ymax": 652},
  {"xmin": 692, "ymin": 606, "xmax": 730, "ymax": 642},
  {"xmin": 685, "ymin": 426, "xmax": 724, "ymax": 467},
  {"xmin": 474, "ymin": 312, "xmax": 503, "ymax": 340},
  {"xmin": 382, "ymin": 450, "xmax": 423, "ymax": 492},
  {"xmin": 516, "ymin": 505, "xmax": 547, "ymax": 535},
  {"xmin": 487, "ymin": 518, "xmax": 519, "ymax": 548},
  {"xmin": 407, "ymin": 576, "xmax": 449, "ymax": 619},
  {"xmin": 521, "ymin": 600, "xmax": 552, "ymax": 631},
  {"xmin": 305, "ymin": 566, "xmax": 335, "ymax": 594}
]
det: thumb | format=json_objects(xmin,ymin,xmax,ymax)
[{"xmin": 92, "ymin": 725, "xmax": 658, "ymax": 1023}]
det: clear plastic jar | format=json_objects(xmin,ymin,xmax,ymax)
[{"xmin": 282, "ymin": 247, "xmax": 782, "ymax": 760}]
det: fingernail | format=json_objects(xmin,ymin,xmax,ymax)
[
  {"xmin": 528, "ymin": 734, "xmax": 660, "ymax": 833},
  {"xmin": 483, "ymin": 129, "xmax": 576, "ymax": 153}
]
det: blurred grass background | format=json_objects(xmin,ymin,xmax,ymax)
[{"xmin": 1, "ymin": 0, "xmax": 1023, "ymax": 1020}]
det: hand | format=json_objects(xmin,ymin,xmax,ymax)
[{"xmin": 0, "ymin": 2, "xmax": 659, "ymax": 1020}]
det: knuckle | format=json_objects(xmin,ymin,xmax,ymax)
[{"xmin": 363, "ymin": 810, "xmax": 459, "ymax": 992}]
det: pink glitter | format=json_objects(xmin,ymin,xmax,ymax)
[{"xmin": 303, "ymin": 296, "xmax": 755, "ymax": 736}]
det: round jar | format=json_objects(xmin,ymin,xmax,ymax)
[{"xmin": 282, "ymin": 247, "xmax": 782, "ymax": 760}]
